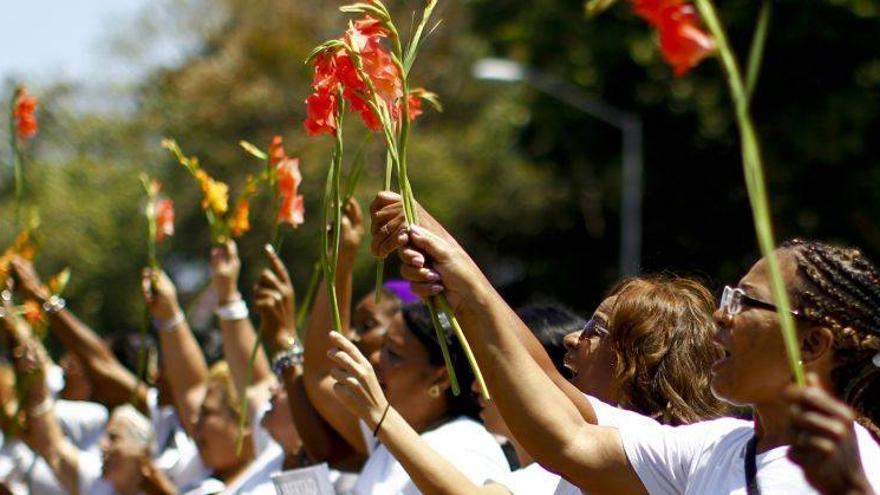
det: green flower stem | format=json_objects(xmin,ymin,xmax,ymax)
[
  {"xmin": 427, "ymin": 298, "xmax": 460, "ymax": 395},
  {"xmin": 375, "ymin": 152, "xmax": 394, "ymax": 304},
  {"xmin": 694, "ymin": 0, "xmax": 804, "ymax": 385},
  {"xmin": 436, "ymin": 295, "xmax": 489, "ymax": 400},
  {"xmin": 296, "ymin": 259, "xmax": 324, "ymax": 334}
]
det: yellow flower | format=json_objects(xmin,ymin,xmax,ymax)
[{"xmin": 195, "ymin": 170, "xmax": 229, "ymax": 215}]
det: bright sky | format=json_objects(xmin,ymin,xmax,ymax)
[{"xmin": 0, "ymin": 0, "xmax": 170, "ymax": 85}]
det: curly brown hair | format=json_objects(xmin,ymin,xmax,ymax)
[{"xmin": 605, "ymin": 275, "xmax": 730, "ymax": 425}]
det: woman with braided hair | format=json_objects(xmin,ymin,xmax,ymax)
[
  {"xmin": 370, "ymin": 191, "xmax": 880, "ymax": 495},
  {"xmin": 778, "ymin": 239, "xmax": 880, "ymax": 495}
]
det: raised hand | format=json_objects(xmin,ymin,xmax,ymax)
[
  {"xmin": 785, "ymin": 373, "xmax": 873, "ymax": 495},
  {"xmin": 141, "ymin": 269, "xmax": 182, "ymax": 323},
  {"xmin": 340, "ymin": 197, "xmax": 365, "ymax": 258},
  {"xmin": 254, "ymin": 245, "xmax": 296, "ymax": 348},
  {"xmin": 369, "ymin": 191, "xmax": 455, "ymax": 260},
  {"xmin": 210, "ymin": 240, "xmax": 242, "ymax": 305},
  {"xmin": 327, "ymin": 331, "xmax": 389, "ymax": 430}
]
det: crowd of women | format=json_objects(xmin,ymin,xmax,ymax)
[{"xmin": 1, "ymin": 192, "xmax": 878, "ymax": 495}]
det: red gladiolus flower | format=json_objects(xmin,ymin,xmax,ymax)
[
  {"xmin": 630, "ymin": 0, "xmax": 715, "ymax": 76},
  {"xmin": 657, "ymin": 4, "xmax": 715, "ymax": 76},
  {"xmin": 304, "ymin": 91, "xmax": 339, "ymax": 136},
  {"xmin": 13, "ymin": 88, "xmax": 38, "ymax": 140},
  {"xmin": 276, "ymin": 158, "xmax": 304, "ymax": 227},
  {"xmin": 268, "ymin": 136, "xmax": 285, "ymax": 167},
  {"xmin": 155, "ymin": 198, "xmax": 175, "ymax": 243}
]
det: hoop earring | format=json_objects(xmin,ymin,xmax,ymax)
[{"xmin": 428, "ymin": 385, "xmax": 441, "ymax": 398}]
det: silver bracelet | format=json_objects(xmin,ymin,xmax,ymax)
[
  {"xmin": 215, "ymin": 299, "xmax": 249, "ymax": 321},
  {"xmin": 157, "ymin": 312, "xmax": 186, "ymax": 333},
  {"xmin": 271, "ymin": 341, "xmax": 304, "ymax": 376},
  {"xmin": 41, "ymin": 295, "xmax": 66, "ymax": 315}
]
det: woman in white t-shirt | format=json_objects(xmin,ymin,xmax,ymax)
[
  {"xmin": 330, "ymin": 279, "xmax": 734, "ymax": 495},
  {"xmin": 370, "ymin": 194, "xmax": 880, "ymax": 494},
  {"xmin": 322, "ymin": 303, "xmax": 510, "ymax": 494}
]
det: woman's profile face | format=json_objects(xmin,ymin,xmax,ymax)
[
  {"xmin": 193, "ymin": 382, "xmax": 244, "ymax": 473},
  {"xmin": 374, "ymin": 314, "xmax": 443, "ymax": 425},
  {"xmin": 563, "ymin": 296, "xmax": 618, "ymax": 400},
  {"xmin": 100, "ymin": 415, "xmax": 146, "ymax": 490},
  {"xmin": 710, "ymin": 249, "xmax": 800, "ymax": 406},
  {"xmin": 351, "ymin": 292, "xmax": 398, "ymax": 366}
]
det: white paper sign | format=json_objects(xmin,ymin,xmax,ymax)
[{"xmin": 271, "ymin": 464, "xmax": 335, "ymax": 495}]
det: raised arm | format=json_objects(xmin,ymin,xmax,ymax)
[
  {"xmin": 210, "ymin": 241, "xmax": 274, "ymax": 407},
  {"xmin": 142, "ymin": 268, "xmax": 207, "ymax": 437},
  {"xmin": 254, "ymin": 245, "xmax": 362, "ymax": 467},
  {"xmin": 327, "ymin": 331, "xmax": 508, "ymax": 495},
  {"xmin": 302, "ymin": 198, "xmax": 367, "ymax": 455},
  {"xmin": 11, "ymin": 257, "xmax": 148, "ymax": 414},
  {"xmin": 1, "ymin": 308, "xmax": 82, "ymax": 495},
  {"xmin": 370, "ymin": 193, "xmax": 645, "ymax": 495}
]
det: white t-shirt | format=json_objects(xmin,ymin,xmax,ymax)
[
  {"xmin": 223, "ymin": 442, "xmax": 285, "ymax": 495},
  {"xmin": 146, "ymin": 388, "xmax": 210, "ymax": 489},
  {"xmin": 0, "ymin": 400, "xmax": 108, "ymax": 495},
  {"xmin": 181, "ymin": 404, "xmax": 283, "ymax": 495},
  {"xmin": 490, "ymin": 462, "xmax": 561, "ymax": 495},
  {"xmin": 352, "ymin": 416, "xmax": 510, "ymax": 495},
  {"xmin": 559, "ymin": 395, "xmax": 880, "ymax": 495}
]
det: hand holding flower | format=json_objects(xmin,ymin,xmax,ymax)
[
  {"xmin": 785, "ymin": 373, "xmax": 873, "ymax": 495},
  {"xmin": 141, "ymin": 269, "xmax": 182, "ymax": 323},
  {"xmin": 327, "ymin": 330, "xmax": 390, "ymax": 430},
  {"xmin": 210, "ymin": 241, "xmax": 242, "ymax": 305}
]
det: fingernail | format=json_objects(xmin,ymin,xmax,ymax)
[
  {"xmin": 423, "ymin": 269, "xmax": 440, "ymax": 281},
  {"xmin": 429, "ymin": 284, "xmax": 443, "ymax": 294},
  {"xmin": 265, "ymin": 244, "xmax": 275, "ymax": 254}
]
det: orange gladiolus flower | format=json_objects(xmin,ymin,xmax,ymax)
[
  {"xmin": 230, "ymin": 199, "xmax": 251, "ymax": 237},
  {"xmin": 195, "ymin": 170, "xmax": 229, "ymax": 215},
  {"xmin": 23, "ymin": 300, "xmax": 43, "ymax": 324},
  {"xmin": 268, "ymin": 136, "xmax": 285, "ymax": 167},
  {"xmin": 276, "ymin": 158, "xmax": 304, "ymax": 227},
  {"xmin": 155, "ymin": 198, "xmax": 175, "ymax": 242},
  {"xmin": 13, "ymin": 87, "xmax": 38, "ymax": 140}
]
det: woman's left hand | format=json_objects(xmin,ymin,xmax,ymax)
[
  {"xmin": 327, "ymin": 331, "xmax": 390, "ymax": 430},
  {"xmin": 785, "ymin": 373, "xmax": 873, "ymax": 495}
]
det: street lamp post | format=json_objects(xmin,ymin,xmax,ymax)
[{"xmin": 473, "ymin": 58, "xmax": 643, "ymax": 277}]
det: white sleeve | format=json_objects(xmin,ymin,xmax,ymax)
[
  {"xmin": 401, "ymin": 421, "xmax": 509, "ymax": 495},
  {"xmin": 585, "ymin": 395, "xmax": 720, "ymax": 495},
  {"xmin": 55, "ymin": 400, "xmax": 108, "ymax": 450},
  {"xmin": 490, "ymin": 463, "xmax": 561, "ymax": 495},
  {"xmin": 77, "ymin": 451, "xmax": 104, "ymax": 495}
]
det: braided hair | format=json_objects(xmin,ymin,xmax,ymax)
[{"xmin": 782, "ymin": 239, "xmax": 880, "ymax": 435}]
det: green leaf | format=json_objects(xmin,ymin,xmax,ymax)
[
  {"xmin": 403, "ymin": 0, "xmax": 439, "ymax": 74},
  {"xmin": 745, "ymin": 1, "xmax": 772, "ymax": 104},
  {"xmin": 584, "ymin": 0, "xmax": 619, "ymax": 18},
  {"xmin": 239, "ymin": 140, "xmax": 268, "ymax": 161}
]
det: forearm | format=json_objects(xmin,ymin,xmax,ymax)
[
  {"xmin": 302, "ymin": 257, "xmax": 366, "ymax": 454},
  {"xmin": 456, "ymin": 278, "xmax": 595, "ymax": 467},
  {"xmin": 281, "ymin": 362, "xmax": 363, "ymax": 467},
  {"xmin": 220, "ymin": 316, "xmax": 273, "ymax": 397},
  {"xmin": 27, "ymin": 406, "xmax": 83, "ymax": 495},
  {"xmin": 376, "ymin": 408, "xmax": 496, "ymax": 495},
  {"xmin": 48, "ymin": 310, "xmax": 147, "ymax": 411},
  {"xmin": 159, "ymin": 319, "xmax": 207, "ymax": 434}
]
